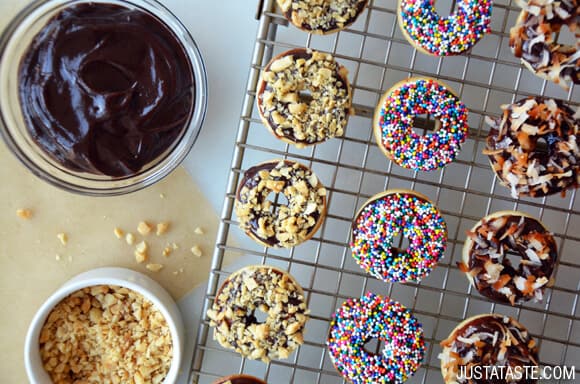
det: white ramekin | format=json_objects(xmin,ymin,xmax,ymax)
[{"xmin": 24, "ymin": 267, "xmax": 184, "ymax": 384}]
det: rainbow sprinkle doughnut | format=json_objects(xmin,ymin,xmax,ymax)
[
  {"xmin": 398, "ymin": 0, "xmax": 492, "ymax": 56},
  {"xmin": 327, "ymin": 292, "xmax": 425, "ymax": 384},
  {"xmin": 351, "ymin": 189, "xmax": 447, "ymax": 282},
  {"xmin": 374, "ymin": 78, "xmax": 468, "ymax": 171}
]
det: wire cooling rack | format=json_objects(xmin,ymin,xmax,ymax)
[{"xmin": 189, "ymin": 0, "xmax": 580, "ymax": 382}]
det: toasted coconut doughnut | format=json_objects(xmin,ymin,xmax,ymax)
[
  {"xmin": 257, "ymin": 48, "xmax": 353, "ymax": 148},
  {"xmin": 277, "ymin": 0, "xmax": 369, "ymax": 34},
  {"xmin": 206, "ymin": 266, "xmax": 309, "ymax": 363},
  {"xmin": 351, "ymin": 189, "xmax": 447, "ymax": 282},
  {"xmin": 439, "ymin": 314, "xmax": 539, "ymax": 384},
  {"xmin": 484, "ymin": 97, "xmax": 579, "ymax": 198},
  {"xmin": 459, "ymin": 210, "xmax": 557, "ymax": 306},
  {"xmin": 510, "ymin": 0, "xmax": 579, "ymax": 89},
  {"xmin": 235, "ymin": 159, "xmax": 326, "ymax": 248}
]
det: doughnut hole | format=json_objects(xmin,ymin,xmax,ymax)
[
  {"xmin": 503, "ymin": 250, "xmax": 526, "ymax": 272},
  {"xmin": 265, "ymin": 191, "xmax": 290, "ymax": 216},
  {"xmin": 554, "ymin": 24, "xmax": 575, "ymax": 46},
  {"xmin": 391, "ymin": 231, "xmax": 412, "ymax": 256},
  {"xmin": 244, "ymin": 306, "xmax": 269, "ymax": 325},
  {"xmin": 434, "ymin": 0, "xmax": 459, "ymax": 17},
  {"xmin": 411, "ymin": 113, "xmax": 442, "ymax": 136},
  {"xmin": 363, "ymin": 337, "xmax": 386, "ymax": 355},
  {"xmin": 298, "ymin": 88, "xmax": 314, "ymax": 104}
]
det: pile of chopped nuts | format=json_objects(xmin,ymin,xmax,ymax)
[
  {"xmin": 39, "ymin": 285, "xmax": 173, "ymax": 384},
  {"xmin": 206, "ymin": 266, "xmax": 309, "ymax": 362}
]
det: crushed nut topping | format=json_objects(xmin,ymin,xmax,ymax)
[
  {"xmin": 277, "ymin": 0, "xmax": 368, "ymax": 34},
  {"xmin": 509, "ymin": 0, "xmax": 579, "ymax": 89},
  {"xmin": 439, "ymin": 315, "xmax": 538, "ymax": 384},
  {"xmin": 16, "ymin": 208, "xmax": 33, "ymax": 219},
  {"xmin": 460, "ymin": 212, "xmax": 557, "ymax": 305},
  {"xmin": 257, "ymin": 48, "xmax": 352, "ymax": 147},
  {"xmin": 207, "ymin": 266, "xmax": 309, "ymax": 363},
  {"xmin": 485, "ymin": 97, "xmax": 579, "ymax": 198},
  {"xmin": 113, "ymin": 227, "xmax": 124, "ymax": 239},
  {"xmin": 39, "ymin": 285, "xmax": 172, "ymax": 384},
  {"xmin": 194, "ymin": 227, "xmax": 204, "ymax": 235},
  {"xmin": 146, "ymin": 263, "xmax": 164, "ymax": 272},
  {"xmin": 190, "ymin": 245, "xmax": 203, "ymax": 258},
  {"xmin": 235, "ymin": 160, "xmax": 326, "ymax": 248},
  {"xmin": 126, "ymin": 233, "xmax": 136, "ymax": 245}
]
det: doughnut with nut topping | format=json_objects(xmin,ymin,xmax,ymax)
[
  {"xmin": 206, "ymin": 266, "xmax": 309, "ymax": 363},
  {"xmin": 277, "ymin": 0, "xmax": 369, "ymax": 34},
  {"xmin": 257, "ymin": 48, "xmax": 353, "ymax": 147},
  {"xmin": 439, "ymin": 314, "xmax": 539, "ymax": 384},
  {"xmin": 235, "ymin": 159, "xmax": 326, "ymax": 248},
  {"xmin": 213, "ymin": 374, "xmax": 267, "ymax": 384},
  {"xmin": 459, "ymin": 211, "xmax": 557, "ymax": 306},
  {"xmin": 484, "ymin": 97, "xmax": 579, "ymax": 198}
]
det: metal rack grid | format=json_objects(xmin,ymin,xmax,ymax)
[{"xmin": 190, "ymin": 0, "xmax": 580, "ymax": 382}]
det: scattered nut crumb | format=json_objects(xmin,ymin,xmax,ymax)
[
  {"xmin": 171, "ymin": 242, "xmax": 179, "ymax": 250},
  {"xmin": 68, "ymin": 255, "xmax": 73, "ymax": 262},
  {"xmin": 55, "ymin": 254, "xmax": 61, "ymax": 261},
  {"xmin": 135, "ymin": 241, "xmax": 148, "ymax": 254},
  {"xmin": 57, "ymin": 233, "xmax": 68, "ymax": 246},
  {"xmin": 135, "ymin": 250, "xmax": 147, "ymax": 264},
  {"xmin": 137, "ymin": 221, "xmax": 153, "ymax": 236},
  {"xmin": 194, "ymin": 227, "xmax": 204, "ymax": 235},
  {"xmin": 160, "ymin": 193, "xmax": 166, "ymax": 199},
  {"xmin": 146, "ymin": 263, "xmax": 164, "ymax": 272},
  {"xmin": 16, "ymin": 208, "xmax": 33, "ymax": 219},
  {"xmin": 190, "ymin": 245, "xmax": 203, "ymax": 258},
  {"xmin": 156, "ymin": 222, "xmax": 170, "ymax": 236},
  {"xmin": 113, "ymin": 227, "xmax": 124, "ymax": 239},
  {"xmin": 162, "ymin": 246, "xmax": 173, "ymax": 258},
  {"xmin": 125, "ymin": 233, "xmax": 135, "ymax": 245}
]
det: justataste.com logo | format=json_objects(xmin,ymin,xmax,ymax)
[{"xmin": 457, "ymin": 365, "xmax": 576, "ymax": 381}]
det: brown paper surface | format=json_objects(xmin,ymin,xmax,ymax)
[{"xmin": 0, "ymin": 143, "xmax": 220, "ymax": 382}]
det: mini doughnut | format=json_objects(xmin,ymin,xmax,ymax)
[
  {"xmin": 206, "ymin": 265, "xmax": 309, "ymax": 362},
  {"xmin": 351, "ymin": 189, "xmax": 447, "ymax": 283},
  {"xmin": 327, "ymin": 292, "xmax": 425, "ymax": 384},
  {"xmin": 373, "ymin": 77, "xmax": 468, "ymax": 171},
  {"xmin": 439, "ymin": 314, "xmax": 539, "ymax": 384},
  {"xmin": 277, "ymin": 0, "xmax": 369, "ymax": 34},
  {"xmin": 484, "ymin": 97, "xmax": 579, "ymax": 198},
  {"xmin": 510, "ymin": 0, "xmax": 579, "ymax": 89},
  {"xmin": 459, "ymin": 210, "xmax": 557, "ymax": 305},
  {"xmin": 257, "ymin": 48, "xmax": 353, "ymax": 147},
  {"xmin": 235, "ymin": 159, "xmax": 327, "ymax": 248},
  {"xmin": 398, "ymin": 0, "xmax": 492, "ymax": 56},
  {"xmin": 213, "ymin": 374, "xmax": 267, "ymax": 384}
]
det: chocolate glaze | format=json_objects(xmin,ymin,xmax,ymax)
[
  {"xmin": 443, "ymin": 315, "xmax": 539, "ymax": 384},
  {"xmin": 19, "ymin": 3, "xmax": 194, "ymax": 177}
]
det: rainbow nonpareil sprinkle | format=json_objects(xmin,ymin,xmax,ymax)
[
  {"xmin": 399, "ymin": 0, "xmax": 492, "ymax": 55},
  {"xmin": 327, "ymin": 292, "xmax": 425, "ymax": 384},
  {"xmin": 376, "ymin": 78, "xmax": 468, "ymax": 171},
  {"xmin": 351, "ymin": 191, "xmax": 447, "ymax": 282}
]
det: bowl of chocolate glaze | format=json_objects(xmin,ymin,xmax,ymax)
[{"xmin": 0, "ymin": 0, "xmax": 207, "ymax": 195}]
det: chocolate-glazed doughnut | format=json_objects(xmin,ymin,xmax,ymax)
[
  {"xmin": 257, "ymin": 48, "xmax": 353, "ymax": 147},
  {"xmin": 484, "ymin": 97, "xmax": 579, "ymax": 198},
  {"xmin": 213, "ymin": 374, "xmax": 267, "ymax": 384},
  {"xmin": 206, "ymin": 266, "xmax": 309, "ymax": 363},
  {"xmin": 235, "ymin": 159, "xmax": 327, "ymax": 248},
  {"xmin": 459, "ymin": 211, "xmax": 557, "ymax": 306},
  {"xmin": 277, "ymin": 0, "xmax": 369, "ymax": 34},
  {"xmin": 439, "ymin": 314, "xmax": 539, "ymax": 384},
  {"xmin": 510, "ymin": 0, "xmax": 579, "ymax": 89}
]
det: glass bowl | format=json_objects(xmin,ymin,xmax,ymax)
[{"xmin": 0, "ymin": 0, "xmax": 207, "ymax": 195}]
